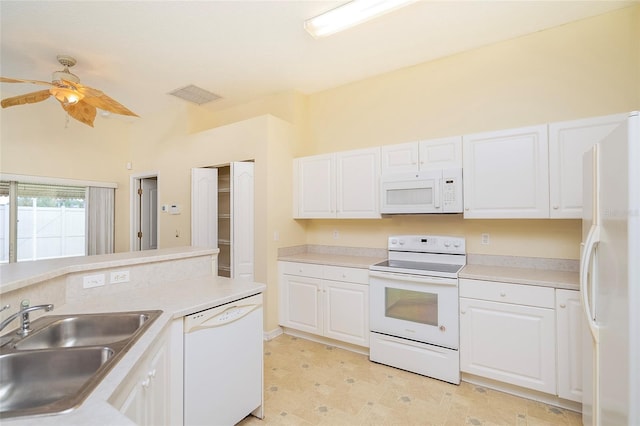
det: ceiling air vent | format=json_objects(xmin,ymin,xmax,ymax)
[{"xmin": 168, "ymin": 84, "xmax": 221, "ymax": 105}]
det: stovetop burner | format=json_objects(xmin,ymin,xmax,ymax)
[
  {"xmin": 370, "ymin": 234, "xmax": 466, "ymax": 279},
  {"xmin": 371, "ymin": 259, "xmax": 464, "ymax": 275}
]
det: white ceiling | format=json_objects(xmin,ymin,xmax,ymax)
[{"xmin": 0, "ymin": 1, "xmax": 635, "ymax": 120}]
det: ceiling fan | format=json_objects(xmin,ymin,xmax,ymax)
[{"xmin": 0, "ymin": 55, "xmax": 138, "ymax": 127}]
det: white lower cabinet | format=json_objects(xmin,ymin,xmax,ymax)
[
  {"xmin": 556, "ymin": 289, "xmax": 582, "ymax": 402},
  {"xmin": 459, "ymin": 279, "xmax": 556, "ymax": 394},
  {"xmin": 279, "ymin": 261, "xmax": 369, "ymax": 347},
  {"xmin": 112, "ymin": 333, "xmax": 170, "ymax": 426}
]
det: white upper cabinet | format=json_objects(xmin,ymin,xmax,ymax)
[
  {"xmin": 294, "ymin": 148, "xmax": 380, "ymax": 219},
  {"xmin": 548, "ymin": 113, "xmax": 627, "ymax": 218},
  {"xmin": 381, "ymin": 136, "xmax": 462, "ymax": 174},
  {"xmin": 463, "ymin": 125, "xmax": 549, "ymax": 218},
  {"xmin": 294, "ymin": 153, "xmax": 336, "ymax": 218},
  {"xmin": 336, "ymin": 148, "xmax": 380, "ymax": 218}
]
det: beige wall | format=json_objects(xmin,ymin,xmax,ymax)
[{"xmin": 305, "ymin": 6, "xmax": 639, "ymax": 155}]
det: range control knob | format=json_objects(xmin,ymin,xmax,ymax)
[
  {"xmin": 398, "ymin": 239, "xmax": 405, "ymax": 245},
  {"xmin": 454, "ymin": 241, "xmax": 461, "ymax": 248},
  {"xmin": 444, "ymin": 241, "xmax": 451, "ymax": 248},
  {"xmin": 390, "ymin": 238, "xmax": 398, "ymax": 245}
]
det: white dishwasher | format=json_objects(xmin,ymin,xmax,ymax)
[{"xmin": 184, "ymin": 293, "xmax": 263, "ymax": 426}]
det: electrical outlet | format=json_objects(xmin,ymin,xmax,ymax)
[
  {"xmin": 481, "ymin": 233, "xmax": 490, "ymax": 245},
  {"xmin": 83, "ymin": 274, "xmax": 105, "ymax": 289},
  {"xmin": 110, "ymin": 270, "xmax": 130, "ymax": 284},
  {"xmin": 333, "ymin": 230, "xmax": 340, "ymax": 239}
]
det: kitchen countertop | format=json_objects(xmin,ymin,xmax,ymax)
[
  {"xmin": 278, "ymin": 248, "xmax": 579, "ymax": 291},
  {"xmin": 278, "ymin": 252, "xmax": 385, "ymax": 269},
  {"xmin": 459, "ymin": 264, "xmax": 579, "ymax": 291},
  {"xmin": 4, "ymin": 274, "xmax": 265, "ymax": 425},
  {"xmin": 0, "ymin": 246, "xmax": 216, "ymax": 293}
]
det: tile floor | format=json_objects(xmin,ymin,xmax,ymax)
[{"xmin": 238, "ymin": 334, "xmax": 582, "ymax": 426}]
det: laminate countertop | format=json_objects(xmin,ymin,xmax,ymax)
[
  {"xmin": 278, "ymin": 252, "xmax": 386, "ymax": 269},
  {"xmin": 279, "ymin": 250, "xmax": 579, "ymax": 291},
  {"xmin": 459, "ymin": 264, "xmax": 579, "ymax": 291}
]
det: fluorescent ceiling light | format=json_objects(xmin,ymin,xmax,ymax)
[{"xmin": 304, "ymin": 0, "xmax": 419, "ymax": 38}]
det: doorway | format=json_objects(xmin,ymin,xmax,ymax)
[{"xmin": 130, "ymin": 173, "xmax": 159, "ymax": 251}]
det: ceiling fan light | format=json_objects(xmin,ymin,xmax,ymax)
[
  {"xmin": 304, "ymin": 0, "xmax": 419, "ymax": 38},
  {"xmin": 50, "ymin": 87, "xmax": 84, "ymax": 105}
]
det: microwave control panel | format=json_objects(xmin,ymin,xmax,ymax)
[{"xmin": 442, "ymin": 170, "xmax": 463, "ymax": 212}]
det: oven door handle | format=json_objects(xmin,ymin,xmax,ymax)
[{"xmin": 369, "ymin": 270, "xmax": 457, "ymax": 286}]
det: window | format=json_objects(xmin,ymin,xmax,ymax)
[{"xmin": 0, "ymin": 181, "xmax": 87, "ymax": 262}]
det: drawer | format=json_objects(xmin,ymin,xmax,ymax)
[
  {"xmin": 323, "ymin": 265, "xmax": 369, "ymax": 285},
  {"xmin": 279, "ymin": 261, "xmax": 324, "ymax": 278},
  {"xmin": 459, "ymin": 278, "xmax": 554, "ymax": 308}
]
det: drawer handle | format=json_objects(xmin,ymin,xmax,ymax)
[
  {"xmin": 500, "ymin": 292, "xmax": 506, "ymax": 297},
  {"xmin": 559, "ymin": 303, "xmax": 566, "ymax": 309}
]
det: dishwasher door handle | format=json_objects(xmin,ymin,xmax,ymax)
[{"xmin": 185, "ymin": 303, "xmax": 261, "ymax": 333}]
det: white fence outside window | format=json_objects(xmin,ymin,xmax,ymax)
[{"xmin": 0, "ymin": 203, "xmax": 85, "ymax": 262}]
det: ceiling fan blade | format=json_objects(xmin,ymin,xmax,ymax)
[
  {"xmin": 62, "ymin": 100, "xmax": 97, "ymax": 127},
  {"xmin": 1, "ymin": 76, "xmax": 54, "ymax": 87},
  {"xmin": 71, "ymin": 82, "xmax": 138, "ymax": 117},
  {"xmin": 1, "ymin": 90, "xmax": 52, "ymax": 108}
]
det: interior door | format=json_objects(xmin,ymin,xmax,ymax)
[
  {"xmin": 191, "ymin": 168, "xmax": 218, "ymax": 249},
  {"xmin": 231, "ymin": 162, "xmax": 254, "ymax": 280},
  {"xmin": 140, "ymin": 178, "xmax": 158, "ymax": 250}
]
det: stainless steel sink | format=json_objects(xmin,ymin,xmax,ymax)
[
  {"xmin": 0, "ymin": 310, "xmax": 162, "ymax": 419},
  {"xmin": 0, "ymin": 347, "xmax": 113, "ymax": 417},
  {"xmin": 14, "ymin": 312, "xmax": 154, "ymax": 350}
]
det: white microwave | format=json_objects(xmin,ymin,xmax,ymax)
[{"xmin": 380, "ymin": 168, "xmax": 463, "ymax": 214}]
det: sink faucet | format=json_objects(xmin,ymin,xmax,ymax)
[{"xmin": 0, "ymin": 300, "xmax": 54, "ymax": 336}]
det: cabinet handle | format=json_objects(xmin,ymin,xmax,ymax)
[
  {"xmin": 465, "ymin": 208, "xmax": 470, "ymax": 211},
  {"xmin": 559, "ymin": 303, "xmax": 566, "ymax": 308},
  {"xmin": 460, "ymin": 310, "xmax": 466, "ymax": 314},
  {"xmin": 141, "ymin": 378, "xmax": 150, "ymax": 388},
  {"xmin": 148, "ymin": 369, "xmax": 157, "ymax": 379},
  {"xmin": 553, "ymin": 206, "xmax": 559, "ymax": 210},
  {"xmin": 500, "ymin": 292, "xmax": 506, "ymax": 297}
]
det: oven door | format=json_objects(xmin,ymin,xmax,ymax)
[{"xmin": 369, "ymin": 270, "xmax": 459, "ymax": 349}]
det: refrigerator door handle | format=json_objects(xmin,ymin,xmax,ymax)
[{"xmin": 580, "ymin": 223, "xmax": 600, "ymax": 343}]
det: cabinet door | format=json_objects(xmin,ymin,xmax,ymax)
[
  {"xmin": 294, "ymin": 154, "xmax": 336, "ymax": 218},
  {"xmin": 120, "ymin": 380, "xmax": 145, "ymax": 426},
  {"xmin": 280, "ymin": 274, "xmax": 323, "ymax": 334},
  {"xmin": 460, "ymin": 297, "xmax": 556, "ymax": 394},
  {"xmin": 418, "ymin": 136, "xmax": 462, "ymax": 170},
  {"xmin": 548, "ymin": 113, "xmax": 626, "ymax": 218},
  {"xmin": 336, "ymin": 148, "xmax": 381, "ymax": 218},
  {"xmin": 463, "ymin": 125, "xmax": 549, "ymax": 218},
  {"xmin": 556, "ymin": 289, "xmax": 583, "ymax": 402},
  {"xmin": 323, "ymin": 280, "xmax": 369, "ymax": 347},
  {"xmin": 231, "ymin": 162, "xmax": 255, "ymax": 280},
  {"xmin": 381, "ymin": 142, "xmax": 419, "ymax": 173},
  {"xmin": 146, "ymin": 340, "xmax": 170, "ymax": 426},
  {"xmin": 119, "ymin": 337, "xmax": 170, "ymax": 426}
]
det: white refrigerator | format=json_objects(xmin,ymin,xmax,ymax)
[{"xmin": 581, "ymin": 111, "xmax": 640, "ymax": 425}]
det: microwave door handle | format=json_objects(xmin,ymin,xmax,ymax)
[{"xmin": 434, "ymin": 178, "xmax": 441, "ymax": 209}]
